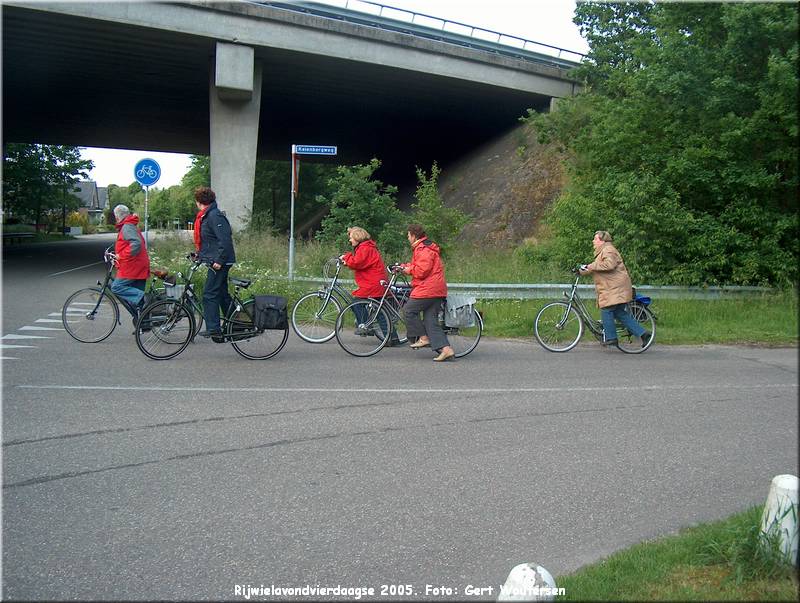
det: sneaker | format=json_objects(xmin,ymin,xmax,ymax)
[
  {"xmin": 641, "ymin": 331, "xmax": 652, "ymax": 348},
  {"xmin": 385, "ymin": 339, "xmax": 403, "ymax": 348},
  {"xmin": 354, "ymin": 326, "xmax": 374, "ymax": 336},
  {"xmin": 601, "ymin": 339, "xmax": 618, "ymax": 347},
  {"xmin": 199, "ymin": 329, "xmax": 223, "ymax": 339}
]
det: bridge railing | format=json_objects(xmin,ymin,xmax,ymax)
[{"xmin": 255, "ymin": 0, "xmax": 586, "ymax": 65}]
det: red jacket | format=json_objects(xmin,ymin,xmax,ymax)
[
  {"xmin": 342, "ymin": 239, "xmax": 387, "ymax": 298},
  {"xmin": 114, "ymin": 214, "xmax": 150, "ymax": 280},
  {"xmin": 404, "ymin": 238, "xmax": 447, "ymax": 298}
]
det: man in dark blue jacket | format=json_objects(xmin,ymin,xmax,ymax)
[{"xmin": 193, "ymin": 187, "xmax": 236, "ymax": 340}]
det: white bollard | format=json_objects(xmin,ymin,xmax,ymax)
[
  {"xmin": 497, "ymin": 563, "xmax": 558, "ymax": 602},
  {"xmin": 760, "ymin": 474, "xmax": 799, "ymax": 566}
]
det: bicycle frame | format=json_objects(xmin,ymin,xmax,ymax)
[
  {"xmin": 560, "ymin": 274, "xmax": 605, "ymax": 339},
  {"xmin": 89, "ymin": 247, "xmax": 163, "ymax": 324},
  {"xmin": 357, "ymin": 269, "xmax": 410, "ymax": 329},
  {"xmin": 313, "ymin": 259, "xmax": 353, "ymax": 318}
]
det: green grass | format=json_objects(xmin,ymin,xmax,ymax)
[
  {"xmin": 148, "ymin": 231, "xmax": 798, "ymax": 346},
  {"xmin": 557, "ymin": 506, "xmax": 799, "ymax": 601}
]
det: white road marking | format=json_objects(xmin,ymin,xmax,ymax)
[
  {"xmin": 15, "ymin": 383, "xmax": 798, "ymax": 393},
  {"xmin": 1, "ymin": 334, "xmax": 53, "ymax": 340},
  {"xmin": 1, "ymin": 357, "xmax": 19, "ymax": 360},
  {"xmin": 19, "ymin": 326, "xmax": 63, "ymax": 331},
  {"xmin": 48, "ymin": 261, "xmax": 104, "ymax": 277},
  {"xmin": 0, "ymin": 345, "xmax": 37, "ymax": 349},
  {"xmin": 35, "ymin": 319, "xmax": 65, "ymax": 323}
]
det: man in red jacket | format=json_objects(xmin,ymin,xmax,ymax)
[
  {"xmin": 340, "ymin": 226, "xmax": 400, "ymax": 345},
  {"xmin": 401, "ymin": 224, "xmax": 455, "ymax": 361},
  {"xmin": 110, "ymin": 204, "xmax": 151, "ymax": 318}
]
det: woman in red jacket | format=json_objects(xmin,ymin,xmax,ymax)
[
  {"xmin": 400, "ymin": 224, "xmax": 455, "ymax": 362},
  {"xmin": 340, "ymin": 226, "xmax": 400, "ymax": 346}
]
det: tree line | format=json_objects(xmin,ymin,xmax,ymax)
[{"xmin": 526, "ymin": 1, "xmax": 798, "ymax": 287}]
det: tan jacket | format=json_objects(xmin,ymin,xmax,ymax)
[{"xmin": 587, "ymin": 242, "xmax": 633, "ymax": 308}]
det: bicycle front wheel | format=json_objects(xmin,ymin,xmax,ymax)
[
  {"xmin": 446, "ymin": 308, "xmax": 483, "ymax": 358},
  {"xmin": 228, "ymin": 299, "xmax": 288, "ymax": 360},
  {"xmin": 135, "ymin": 299, "xmax": 195, "ymax": 360},
  {"xmin": 335, "ymin": 300, "xmax": 391, "ymax": 357},
  {"xmin": 291, "ymin": 292, "xmax": 342, "ymax": 343},
  {"xmin": 534, "ymin": 301, "xmax": 584, "ymax": 352},
  {"xmin": 62, "ymin": 287, "xmax": 119, "ymax": 343},
  {"xmin": 616, "ymin": 302, "xmax": 656, "ymax": 354}
]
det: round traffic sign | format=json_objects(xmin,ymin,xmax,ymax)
[{"xmin": 134, "ymin": 158, "xmax": 161, "ymax": 187}]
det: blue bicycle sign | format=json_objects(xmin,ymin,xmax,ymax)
[{"xmin": 134, "ymin": 158, "xmax": 161, "ymax": 187}]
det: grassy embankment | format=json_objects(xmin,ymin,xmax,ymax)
[
  {"xmin": 557, "ymin": 505, "xmax": 798, "ymax": 601},
  {"xmin": 150, "ymin": 231, "xmax": 798, "ymax": 346}
]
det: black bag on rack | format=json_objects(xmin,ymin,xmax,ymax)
[{"xmin": 253, "ymin": 295, "xmax": 288, "ymax": 330}]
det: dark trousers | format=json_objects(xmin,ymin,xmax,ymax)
[
  {"xmin": 404, "ymin": 297, "xmax": 449, "ymax": 351},
  {"xmin": 352, "ymin": 298, "xmax": 399, "ymax": 342},
  {"xmin": 203, "ymin": 265, "xmax": 232, "ymax": 332}
]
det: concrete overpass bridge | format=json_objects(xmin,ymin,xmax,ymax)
[{"xmin": 2, "ymin": 0, "xmax": 582, "ymax": 227}]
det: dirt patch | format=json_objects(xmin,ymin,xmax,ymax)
[{"xmin": 439, "ymin": 122, "xmax": 567, "ymax": 247}]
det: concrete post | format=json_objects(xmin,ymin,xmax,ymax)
[
  {"xmin": 209, "ymin": 42, "xmax": 262, "ymax": 231},
  {"xmin": 761, "ymin": 474, "xmax": 799, "ymax": 566},
  {"xmin": 497, "ymin": 563, "xmax": 559, "ymax": 601}
]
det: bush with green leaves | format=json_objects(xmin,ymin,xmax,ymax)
[
  {"xmin": 411, "ymin": 162, "xmax": 469, "ymax": 255},
  {"xmin": 315, "ymin": 158, "xmax": 407, "ymax": 260},
  {"xmin": 527, "ymin": 2, "xmax": 798, "ymax": 286}
]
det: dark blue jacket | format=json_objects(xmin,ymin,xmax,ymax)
[{"xmin": 199, "ymin": 202, "xmax": 236, "ymax": 266}]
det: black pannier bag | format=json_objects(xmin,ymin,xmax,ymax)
[{"xmin": 253, "ymin": 295, "xmax": 288, "ymax": 330}]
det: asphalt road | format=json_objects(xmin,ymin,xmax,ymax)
[{"xmin": 2, "ymin": 236, "xmax": 798, "ymax": 601}]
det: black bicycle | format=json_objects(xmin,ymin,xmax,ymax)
[
  {"xmin": 534, "ymin": 267, "xmax": 656, "ymax": 353},
  {"xmin": 134, "ymin": 255, "xmax": 289, "ymax": 360},
  {"xmin": 62, "ymin": 246, "xmax": 168, "ymax": 343}
]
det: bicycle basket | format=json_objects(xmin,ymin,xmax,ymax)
[
  {"xmin": 445, "ymin": 295, "xmax": 477, "ymax": 328},
  {"xmin": 164, "ymin": 283, "xmax": 184, "ymax": 299},
  {"xmin": 253, "ymin": 295, "xmax": 288, "ymax": 330}
]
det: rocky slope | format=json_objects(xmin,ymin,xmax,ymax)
[{"xmin": 438, "ymin": 122, "xmax": 567, "ymax": 247}]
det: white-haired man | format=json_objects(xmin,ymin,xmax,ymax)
[{"xmin": 110, "ymin": 204, "xmax": 150, "ymax": 318}]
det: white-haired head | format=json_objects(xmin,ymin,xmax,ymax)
[{"xmin": 113, "ymin": 204, "xmax": 130, "ymax": 221}]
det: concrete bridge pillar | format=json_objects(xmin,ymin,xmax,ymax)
[{"xmin": 209, "ymin": 42, "xmax": 262, "ymax": 231}]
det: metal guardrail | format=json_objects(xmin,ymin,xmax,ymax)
[
  {"xmin": 285, "ymin": 276, "xmax": 774, "ymax": 300},
  {"xmin": 255, "ymin": 0, "xmax": 586, "ymax": 65}
]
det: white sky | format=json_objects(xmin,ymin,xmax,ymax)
[{"xmin": 82, "ymin": 0, "xmax": 588, "ymax": 189}]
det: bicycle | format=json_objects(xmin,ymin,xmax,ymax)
[
  {"xmin": 136, "ymin": 165, "xmax": 158, "ymax": 180},
  {"xmin": 291, "ymin": 257, "xmax": 354, "ymax": 343},
  {"xmin": 134, "ymin": 255, "xmax": 289, "ymax": 360},
  {"xmin": 334, "ymin": 264, "xmax": 483, "ymax": 358},
  {"xmin": 534, "ymin": 267, "xmax": 656, "ymax": 354},
  {"xmin": 62, "ymin": 246, "xmax": 169, "ymax": 343}
]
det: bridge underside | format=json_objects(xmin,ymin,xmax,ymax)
[{"xmin": 3, "ymin": 5, "xmax": 552, "ymax": 182}]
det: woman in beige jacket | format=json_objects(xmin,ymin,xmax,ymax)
[{"xmin": 579, "ymin": 231, "xmax": 651, "ymax": 347}]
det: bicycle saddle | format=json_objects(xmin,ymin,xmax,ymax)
[{"xmin": 230, "ymin": 277, "xmax": 251, "ymax": 288}]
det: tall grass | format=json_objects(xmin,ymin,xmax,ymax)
[{"xmin": 149, "ymin": 230, "xmax": 799, "ymax": 345}]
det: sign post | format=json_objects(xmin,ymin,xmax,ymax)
[
  {"xmin": 134, "ymin": 158, "xmax": 161, "ymax": 247},
  {"xmin": 289, "ymin": 145, "xmax": 337, "ymax": 280}
]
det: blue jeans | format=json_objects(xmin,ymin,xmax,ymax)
[
  {"xmin": 111, "ymin": 278, "xmax": 146, "ymax": 316},
  {"xmin": 352, "ymin": 298, "xmax": 399, "ymax": 342},
  {"xmin": 203, "ymin": 265, "xmax": 232, "ymax": 333},
  {"xmin": 601, "ymin": 303, "xmax": 646, "ymax": 342}
]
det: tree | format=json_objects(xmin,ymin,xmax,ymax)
[
  {"xmin": 528, "ymin": 1, "xmax": 798, "ymax": 286},
  {"xmin": 2, "ymin": 143, "xmax": 92, "ymax": 226},
  {"xmin": 316, "ymin": 159, "xmax": 407, "ymax": 258},
  {"xmin": 410, "ymin": 162, "xmax": 469, "ymax": 254}
]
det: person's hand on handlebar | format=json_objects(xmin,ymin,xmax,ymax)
[{"xmin": 574, "ymin": 263, "xmax": 590, "ymax": 275}]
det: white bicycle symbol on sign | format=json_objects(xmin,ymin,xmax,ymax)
[{"xmin": 136, "ymin": 165, "xmax": 158, "ymax": 180}]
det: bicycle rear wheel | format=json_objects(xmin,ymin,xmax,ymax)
[
  {"xmin": 616, "ymin": 302, "xmax": 656, "ymax": 354},
  {"xmin": 62, "ymin": 287, "xmax": 119, "ymax": 343},
  {"xmin": 291, "ymin": 291, "xmax": 342, "ymax": 343},
  {"xmin": 335, "ymin": 300, "xmax": 391, "ymax": 357},
  {"xmin": 228, "ymin": 299, "xmax": 288, "ymax": 360},
  {"xmin": 446, "ymin": 308, "xmax": 483, "ymax": 358},
  {"xmin": 135, "ymin": 299, "xmax": 195, "ymax": 360},
  {"xmin": 534, "ymin": 301, "xmax": 584, "ymax": 352}
]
